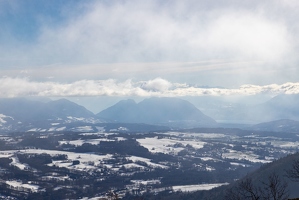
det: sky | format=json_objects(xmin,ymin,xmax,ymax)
[{"xmin": 1, "ymin": 0, "xmax": 299, "ymax": 112}]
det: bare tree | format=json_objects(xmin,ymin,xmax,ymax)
[
  {"xmin": 286, "ymin": 159, "xmax": 299, "ymax": 182},
  {"xmin": 225, "ymin": 178, "xmax": 261, "ymax": 200},
  {"xmin": 225, "ymin": 173, "xmax": 289, "ymax": 200},
  {"xmin": 261, "ymin": 173, "xmax": 289, "ymax": 200},
  {"xmin": 239, "ymin": 178, "xmax": 262, "ymax": 200}
]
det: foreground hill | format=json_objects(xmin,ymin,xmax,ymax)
[
  {"xmin": 220, "ymin": 152, "xmax": 299, "ymax": 199},
  {"xmin": 134, "ymin": 152, "xmax": 299, "ymax": 200},
  {"xmin": 97, "ymin": 97, "xmax": 217, "ymax": 128}
]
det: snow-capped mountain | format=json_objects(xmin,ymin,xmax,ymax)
[{"xmin": 0, "ymin": 98, "xmax": 104, "ymax": 133}]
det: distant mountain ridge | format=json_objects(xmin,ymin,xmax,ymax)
[
  {"xmin": 0, "ymin": 98, "xmax": 184, "ymax": 133},
  {"xmin": 0, "ymin": 98, "xmax": 95, "ymax": 121},
  {"xmin": 233, "ymin": 94, "xmax": 299, "ymax": 123},
  {"xmin": 250, "ymin": 119, "xmax": 299, "ymax": 133},
  {"xmin": 201, "ymin": 94, "xmax": 299, "ymax": 124},
  {"xmin": 258, "ymin": 94, "xmax": 299, "ymax": 121},
  {"xmin": 0, "ymin": 98, "xmax": 104, "ymax": 133},
  {"xmin": 1, "ymin": 95, "xmax": 299, "ymax": 133},
  {"xmin": 97, "ymin": 97, "xmax": 217, "ymax": 128}
]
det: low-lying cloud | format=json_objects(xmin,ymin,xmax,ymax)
[{"xmin": 1, "ymin": 77, "xmax": 299, "ymax": 98}]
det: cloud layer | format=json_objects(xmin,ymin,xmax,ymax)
[
  {"xmin": 0, "ymin": 0, "xmax": 299, "ymax": 91},
  {"xmin": 1, "ymin": 77, "xmax": 299, "ymax": 98},
  {"xmin": 0, "ymin": 1, "xmax": 296, "ymax": 67}
]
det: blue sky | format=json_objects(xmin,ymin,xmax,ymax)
[{"xmin": 1, "ymin": 0, "xmax": 299, "ymax": 111}]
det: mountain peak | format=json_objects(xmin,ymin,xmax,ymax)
[
  {"xmin": 116, "ymin": 99, "xmax": 136, "ymax": 105},
  {"xmin": 97, "ymin": 97, "xmax": 217, "ymax": 128}
]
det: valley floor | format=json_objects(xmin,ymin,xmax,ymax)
[{"xmin": 0, "ymin": 128, "xmax": 298, "ymax": 199}]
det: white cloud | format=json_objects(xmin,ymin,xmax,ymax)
[
  {"xmin": 55, "ymin": 4, "xmax": 289, "ymax": 62},
  {"xmin": 1, "ymin": 0, "xmax": 294, "ymax": 68},
  {"xmin": 202, "ymin": 12, "xmax": 291, "ymax": 61},
  {"xmin": 0, "ymin": 0, "xmax": 298, "ymax": 89},
  {"xmin": 1, "ymin": 77, "xmax": 299, "ymax": 98},
  {"xmin": 139, "ymin": 78, "xmax": 172, "ymax": 92}
]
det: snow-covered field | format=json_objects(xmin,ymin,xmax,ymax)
[
  {"xmin": 0, "ymin": 149, "xmax": 168, "ymax": 172},
  {"xmin": 270, "ymin": 140, "xmax": 299, "ymax": 148},
  {"xmin": 6, "ymin": 180, "xmax": 41, "ymax": 193},
  {"xmin": 10, "ymin": 156, "xmax": 30, "ymax": 170},
  {"xmin": 59, "ymin": 138, "xmax": 114, "ymax": 146},
  {"xmin": 137, "ymin": 136, "xmax": 205, "ymax": 154},
  {"xmin": 128, "ymin": 156, "xmax": 168, "ymax": 169},
  {"xmin": 0, "ymin": 129, "xmax": 298, "ymax": 199},
  {"xmin": 0, "ymin": 149, "xmax": 113, "ymax": 171},
  {"xmin": 162, "ymin": 132, "xmax": 226, "ymax": 138},
  {"xmin": 172, "ymin": 183, "xmax": 229, "ymax": 192},
  {"xmin": 222, "ymin": 149, "xmax": 271, "ymax": 163},
  {"xmin": 0, "ymin": 114, "xmax": 7, "ymax": 124}
]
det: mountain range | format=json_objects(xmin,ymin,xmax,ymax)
[
  {"xmin": 0, "ymin": 97, "xmax": 217, "ymax": 133},
  {"xmin": 196, "ymin": 94, "xmax": 299, "ymax": 124},
  {"xmin": 1, "ymin": 94, "xmax": 299, "ymax": 133}
]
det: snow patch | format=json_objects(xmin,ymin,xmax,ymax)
[
  {"xmin": 172, "ymin": 183, "xmax": 229, "ymax": 192},
  {"xmin": 6, "ymin": 180, "xmax": 40, "ymax": 192},
  {"xmin": 137, "ymin": 137, "xmax": 205, "ymax": 155}
]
